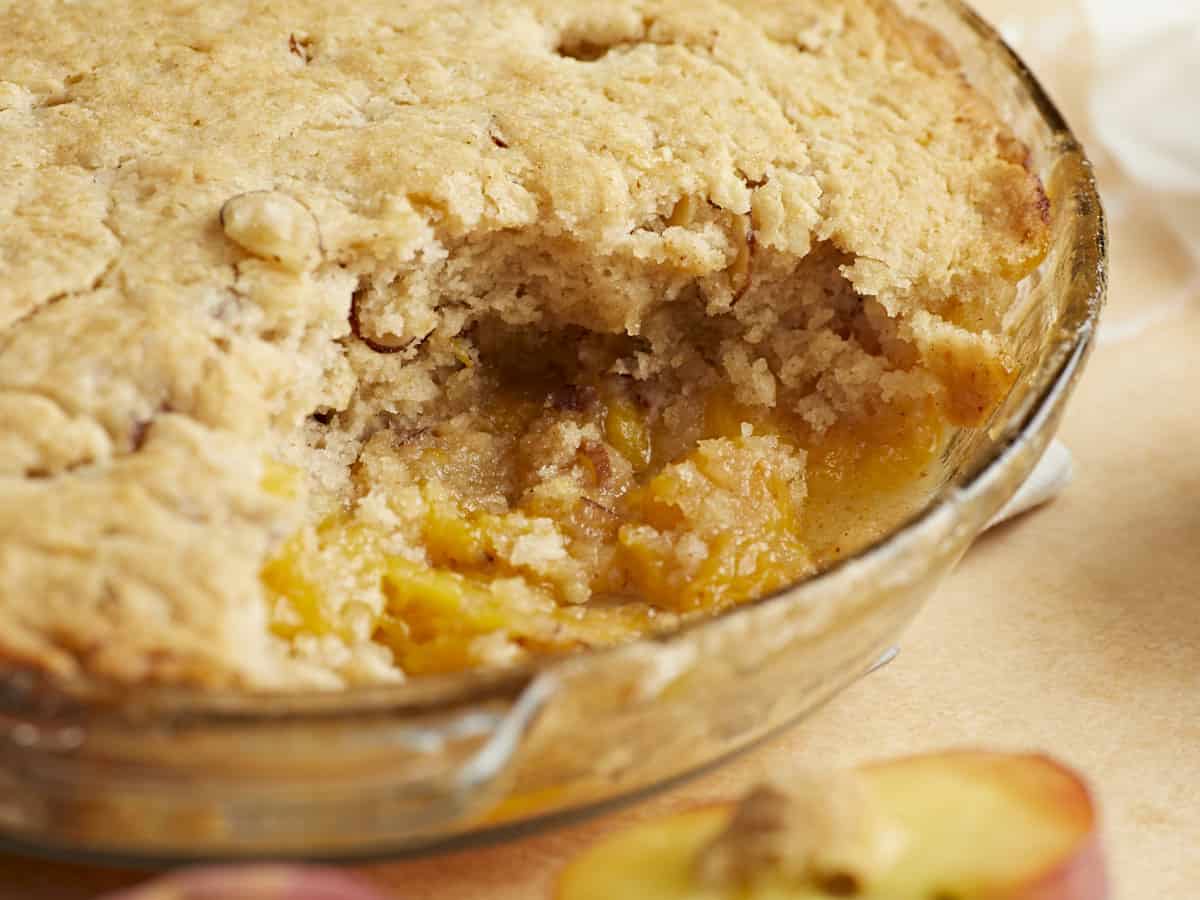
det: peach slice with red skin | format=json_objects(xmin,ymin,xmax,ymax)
[
  {"xmin": 556, "ymin": 751, "xmax": 1107, "ymax": 900},
  {"xmin": 98, "ymin": 866, "xmax": 390, "ymax": 900}
]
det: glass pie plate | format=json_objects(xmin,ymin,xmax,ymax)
[{"xmin": 0, "ymin": 0, "xmax": 1105, "ymax": 865}]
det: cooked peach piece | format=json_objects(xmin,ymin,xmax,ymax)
[{"xmin": 557, "ymin": 751, "xmax": 1106, "ymax": 900}]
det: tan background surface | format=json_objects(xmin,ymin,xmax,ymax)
[{"xmin": 3, "ymin": 1, "xmax": 1198, "ymax": 896}]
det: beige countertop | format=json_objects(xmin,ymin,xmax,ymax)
[{"xmin": 4, "ymin": 2, "xmax": 1197, "ymax": 896}]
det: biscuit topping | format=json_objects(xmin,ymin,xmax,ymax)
[{"xmin": 0, "ymin": 0, "xmax": 1049, "ymax": 690}]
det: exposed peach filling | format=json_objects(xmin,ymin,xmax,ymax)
[{"xmin": 261, "ymin": 344, "xmax": 947, "ymax": 676}]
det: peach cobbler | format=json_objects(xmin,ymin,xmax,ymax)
[{"xmin": 0, "ymin": 0, "xmax": 1048, "ymax": 688}]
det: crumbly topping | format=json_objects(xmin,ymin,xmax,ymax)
[{"xmin": 0, "ymin": 0, "xmax": 1048, "ymax": 689}]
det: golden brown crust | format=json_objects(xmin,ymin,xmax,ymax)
[{"xmin": 0, "ymin": 0, "xmax": 1048, "ymax": 689}]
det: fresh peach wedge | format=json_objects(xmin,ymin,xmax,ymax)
[
  {"xmin": 556, "ymin": 751, "xmax": 1106, "ymax": 900},
  {"xmin": 99, "ymin": 865, "xmax": 391, "ymax": 900}
]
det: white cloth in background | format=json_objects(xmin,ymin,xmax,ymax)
[{"xmin": 1083, "ymin": 0, "xmax": 1200, "ymax": 263}]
